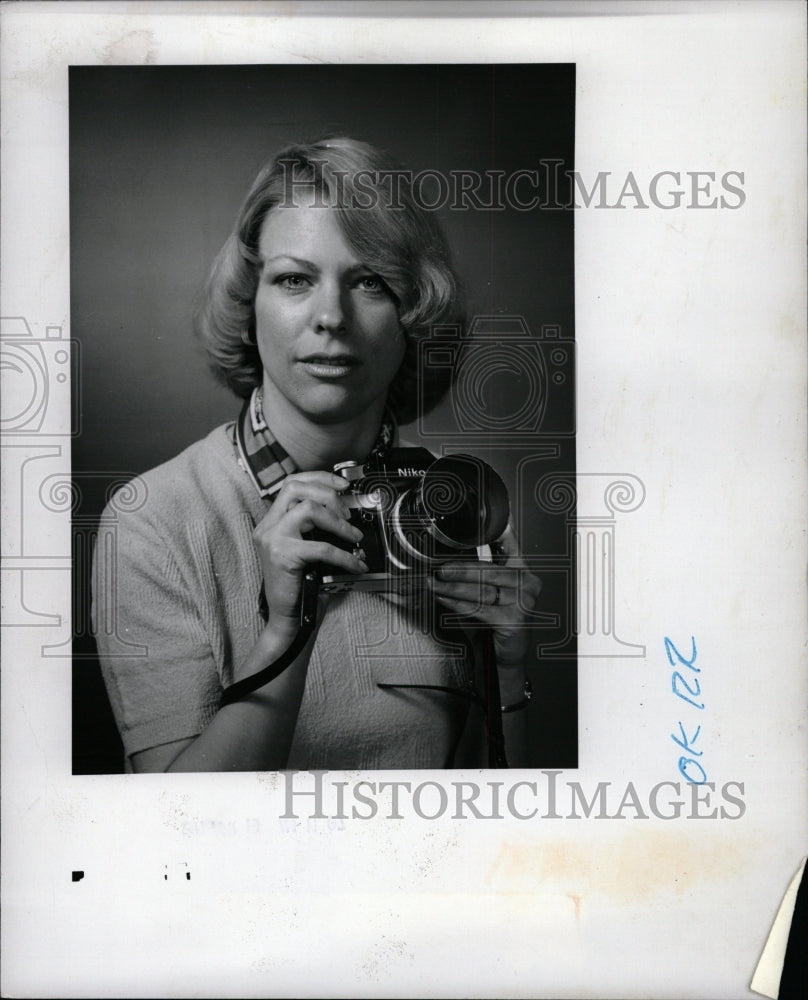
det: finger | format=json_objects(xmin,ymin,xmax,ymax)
[
  {"xmin": 433, "ymin": 564, "xmax": 510, "ymax": 590},
  {"xmin": 283, "ymin": 470, "xmax": 352, "ymax": 490},
  {"xmin": 435, "ymin": 563, "xmax": 542, "ymax": 600},
  {"xmin": 285, "ymin": 538, "xmax": 369, "ymax": 576},
  {"xmin": 432, "ymin": 595, "xmax": 530, "ymax": 645},
  {"xmin": 429, "ymin": 578, "xmax": 513, "ymax": 607},
  {"xmin": 271, "ymin": 478, "xmax": 351, "ymax": 518},
  {"xmin": 260, "ymin": 532, "xmax": 369, "ymax": 579},
  {"xmin": 430, "ymin": 593, "xmax": 489, "ymax": 623},
  {"xmin": 434, "ymin": 562, "xmax": 500, "ymax": 581},
  {"xmin": 281, "ymin": 500, "xmax": 364, "ymax": 545}
]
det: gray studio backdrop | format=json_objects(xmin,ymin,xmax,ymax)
[{"xmin": 70, "ymin": 64, "xmax": 576, "ymax": 773}]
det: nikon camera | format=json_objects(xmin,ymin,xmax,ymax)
[{"xmin": 312, "ymin": 446, "xmax": 510, "ymax": 593}]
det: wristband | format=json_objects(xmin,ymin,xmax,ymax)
[{"xmin": 501, "ymin": 678, "xmax": 533, "ymax": 713}]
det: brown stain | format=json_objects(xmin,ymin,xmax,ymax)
[
  {"xmin": 485, "ymin": 830, "xmax": 747, "ymax": 904},
  {"xmin": 567, "ymin": 892, "xmax": 583, "ymax": 922}
]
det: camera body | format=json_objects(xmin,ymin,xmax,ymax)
[{"xmin": 313, "ymin": 446, "xmax": 510, "ymax": 594}]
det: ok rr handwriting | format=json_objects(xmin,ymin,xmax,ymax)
[{"xmin": 665, "ymin": 635, "xmax": 708, "ymax": 785}]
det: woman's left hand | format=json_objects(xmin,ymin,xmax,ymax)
[{"xmin": 427, "ymin": 529, "xmax": 541, "ymax": 668}]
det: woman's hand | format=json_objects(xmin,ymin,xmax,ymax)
[
  {"xmin": 427, "ymin": 529, "xmax": 541, "ymax": 668},
  {"xmin": 252, "ymin": 471, "xmax": 368, "ymax": 642}
]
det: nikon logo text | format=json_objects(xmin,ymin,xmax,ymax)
[{"xmin": 397, "ymin": 468, "xmax": 427, "ymax": 477}]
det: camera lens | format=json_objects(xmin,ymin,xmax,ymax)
[{"xmin": 392, "ymin": 454, "xmax": 509, "ymax": 560}]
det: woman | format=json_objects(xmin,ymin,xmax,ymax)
[{"xmin": 94, "ymin": 137, "xmax": 540, "ymax": 772}]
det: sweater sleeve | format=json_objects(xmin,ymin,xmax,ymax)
[{"xmin": 92, "ymin": 494, "xmax": 222, "ymax": 766}]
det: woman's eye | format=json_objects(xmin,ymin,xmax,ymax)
[
  {"xmin": 277, "ymin": 274, "xmax": 310, "ymax": 291},
  {"xmin": 357, "ymin": 275, "xmax": 385, "ymax": 293}
]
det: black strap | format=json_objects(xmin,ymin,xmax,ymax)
[
  {"xmin": 218, "ymin": 570, "xmax": 320, "ymax": 709},
  {"xmin": 482, "ymin": 628, "xmax": 508, "ymax": 768}
]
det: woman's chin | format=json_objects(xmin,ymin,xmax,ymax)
[{"xmin": 297, "ymin": 389, "xmax": 384, "ymax": 427}]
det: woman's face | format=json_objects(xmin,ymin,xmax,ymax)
[{"xmin": 254, "ymin": 196, "xmax": 405, "ymax": 427}]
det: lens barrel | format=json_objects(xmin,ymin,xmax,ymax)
[{"xmin": 391, "ymin": 454, "xmax": 509, "ymax": 561}]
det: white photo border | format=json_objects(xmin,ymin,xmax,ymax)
[{"xmin": 1, "ymin": 3, "xmax": 806, "ymax": 998}]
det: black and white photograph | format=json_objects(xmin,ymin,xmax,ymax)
[
  {"xmin": 69, "ymin": 63, "xmax": 577, "ymax": 776},
  {"xmin": 1, "ymin": 3, "xmax": 806, "ymax": 998}
]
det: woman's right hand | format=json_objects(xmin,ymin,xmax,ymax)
[
  {"xmin": 252, "ymin": 471, "xmax": 368, "ymax": 643},
  {"xmin": 144, "ymin": 471, "xmax": 367, "ymax": 772}
]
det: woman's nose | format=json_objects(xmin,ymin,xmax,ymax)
[{"xmin": 313, "ymin": 282, "xmax": 347, "ymax": 335}]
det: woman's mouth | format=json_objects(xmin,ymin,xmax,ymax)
[{"xmin": 298, "ymin": 354, "xmax": 360, "ymax": 378}]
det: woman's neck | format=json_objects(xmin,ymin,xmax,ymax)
[{"xmin": 259, "ymin": 381, "xmax": 387, "ymax": 472}]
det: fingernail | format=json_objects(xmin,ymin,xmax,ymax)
[{"xmin": 352, "ymin": 526, "xmax": 364, "ymax": 540}]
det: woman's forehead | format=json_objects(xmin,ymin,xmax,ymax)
[{"xmin": 258, "ymin": 203, "xmax": 358, "ymax": 263}]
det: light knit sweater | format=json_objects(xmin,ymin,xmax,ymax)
[{"xmin": 94, "ymin": 423, "xmax": 485, "ymax": 771}]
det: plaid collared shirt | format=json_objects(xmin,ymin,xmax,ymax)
[{"xmin": 235, "ymin": 386, "xmax": 396, "ymax": 499}]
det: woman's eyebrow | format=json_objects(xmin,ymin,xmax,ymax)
[
  {"xmin": 262, "ymin": 254, "xmax": 319, "ymax": 270},
  {"xmin": 261, "ymin": 255, "xmax": 371, "ymax": 276}
]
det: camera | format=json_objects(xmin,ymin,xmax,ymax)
[{"xmin": 312, "ymin": 446, "xmax": 510, "ymax": 593}]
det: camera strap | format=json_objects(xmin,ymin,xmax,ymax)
[
  {"xmin": 481, "ymin": 628, "xmax": 509, "ymax": 768},
  {"xmin": 223, "ymin": 391, "xmax": 396, "ymax": 708},
  {"xmin": 219, "ymin": 569, "xmax": 320, "ymax": 709}
]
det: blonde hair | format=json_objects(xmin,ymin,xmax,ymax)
[{"xmin": 194, "ymin": 137, "xmax": 465, "ymax": 423}]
